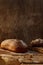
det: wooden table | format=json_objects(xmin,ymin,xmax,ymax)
[{"xmin": 0, "ymin": 49, "xmax": 43, "ymax": 65}]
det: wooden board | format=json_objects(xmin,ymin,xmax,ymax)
[{"xmin": 0, "ymin": 49, "xmax": 43, "ymax": 65}]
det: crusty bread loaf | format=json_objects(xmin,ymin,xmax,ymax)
[
  {"xmin": 31, "ymin": 38, "xmax": 43, "ymax": 47},
  {"xmin": 0, "ymin": 54, "xmax": 20, "ymax": 65},
  {"xmin": 1, "ymin": 39, "xmax": 28, "ymax": 53}
]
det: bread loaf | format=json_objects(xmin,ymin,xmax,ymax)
[
  {"xmin": 1, "ymin": 39, "xmax": 28, "ymax": 53},
  {"xmin": 31, "ymin": 38, "xmax": 43, "ymax": 47}
]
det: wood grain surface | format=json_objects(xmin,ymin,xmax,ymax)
[{"xmin": 0, "ymin": 49, "xmax": 43, "ymax": 65}]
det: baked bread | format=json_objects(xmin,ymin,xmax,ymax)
[
  {"xmin": 0, "ymin": 54, "xmax": 20, "ymax": 65},
  {"xmin": 31, "ymin": 38, "xmax": 43, "ymax": 47},
  {"xmin": 1, "ymin": 39, "xmax": 28, "ymax": 53}
]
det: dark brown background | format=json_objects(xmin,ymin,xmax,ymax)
[{"xmin": 0, "ymin": 0, "xmax": 43, "ymax": 44}]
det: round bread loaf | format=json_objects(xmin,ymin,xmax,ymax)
[
  {"xmin": 31, "ymin": 38, "xmax": 43, "ymax": 47},
  {"xmin": 0, "ymin": 54, "xmax": 20, "ymax": 65},
  {"xmin": 1, "ymin": 39, "xmax": 28, "ymax": 53}
]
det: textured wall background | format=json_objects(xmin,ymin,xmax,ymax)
[{"xmin": 0, "ymin": 0, "xmax": 43, "ymax": 44}]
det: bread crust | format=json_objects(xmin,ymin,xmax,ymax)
[
  {"xmin": 1, "ymin": 39, "xmax": 28, "ymax": 53},
  {"xmin": 31, "ymin": 38, "xmax": 43, "ymax": 47}
]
